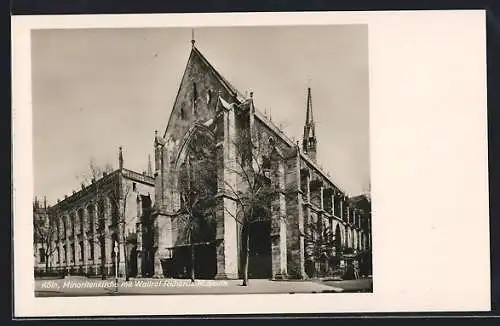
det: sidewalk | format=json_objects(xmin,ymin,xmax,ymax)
[
  {"xmin": 316, "ymin": 277, "xmax": 373, "ymax": 292},
  {"xmin": 35, "ymin": 276, "xmax": 344, "ymax": 297}
]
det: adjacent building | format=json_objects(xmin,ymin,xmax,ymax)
[{"xmin": 33, "ymin": 151, "xmax": 155, "ymax": 278}]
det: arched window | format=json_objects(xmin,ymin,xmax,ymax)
[
  {"xmin": 39, "ymin": 248, "xmax": 45, "ymax": 263},
  {"xmin": 70, "ymin": 214, "xmax": 75, "ymax": 237},
  {"xmin": 177, "ymin": 125, "xmax": 217, "ymax": 242},
  {"xmin": 63, "ymin": 219, "xmax": 68, "ymax": 239},
  {"xmin": 87, "ymin": 205, "xmax": 94, "ymax": 234},
  {"xmin": 97, "ymin": 201, "xmax": 105, "ymax": 231},
  {"xmin": 55, "ymin": 221, "xmax": 60, "ymax": 241},
  {"xmin": 78, "ymin": 209, "xmax": 84, "ymax": 234},
  {"xmin": 111, "ymin": 200, "xmax": 119, "ymax": 226}
]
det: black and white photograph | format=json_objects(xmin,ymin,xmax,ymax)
[
  {"xmin": 31, "ymin": 25, "xmax": 372, "ymax": 296},
  {"xmin": 12, "ymin": 11, "xmax": 490, "ymax": 317}
]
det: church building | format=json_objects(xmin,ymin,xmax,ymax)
[{"xmin": 150, "ymin": 40, "xmax": 372, "ymax": 280}]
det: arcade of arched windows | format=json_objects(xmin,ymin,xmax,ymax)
[{"xmin": 42, "ymin": 192, "xmax": 127, "ymax": 274}]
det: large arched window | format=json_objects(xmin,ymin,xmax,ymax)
[{"xmin": 176, "ymin": 124, "xmax": 217, "ymax": 243}]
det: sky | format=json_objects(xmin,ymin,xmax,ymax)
[{"xmin": 32, "ymin": 25, "xmax": 370, "ymax": 205}]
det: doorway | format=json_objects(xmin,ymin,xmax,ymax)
[{"xmin": 247, "ymin": 220, "xmax": 272, "ymax": 279}]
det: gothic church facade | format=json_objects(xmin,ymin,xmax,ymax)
[{"xmin": 151, "ymin": 41, "xmax": 372, "ymax": 280}]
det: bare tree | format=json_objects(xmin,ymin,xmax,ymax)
[
  {"xmin": 33, "ymin": 206, "xmax": 60, "ymax": 273},
  {"xmin": 75, "ymin": 158, "xmax": 114, "ymax": 278},
  {"xmin": 303, "ymin": 217, "xmax": 334, "ymax": 278},
  {"xmin": 107, "ymin": 175, "xmax": 133, "ymax": 281},
  {"xmin": 222, "ymin": 127, "xmax": 278, "ymax": 286},
  {"xmin": 170, "ymin": 129, "xmax": 217, "ymax": 282},
  {"xmin": 77, "ymin": 157, "xmax": 135, "ymax": 280}
]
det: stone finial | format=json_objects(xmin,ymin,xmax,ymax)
[
  {"xmin": 250, "ymin": 91, "xmax": 254, "ymax": 99},
  {"xmin": 147, "ymin": 154, "xmax": 153, "ymax": 176},
  {"xmin": 119, "ymin": 146, "xmax": 124, "ymax": 170}
]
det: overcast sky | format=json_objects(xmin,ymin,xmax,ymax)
[{"xmin": 32, "ymin": 25, "xmax": 369, "ymax": 205}]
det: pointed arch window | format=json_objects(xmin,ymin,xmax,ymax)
[
  {"xmin": 192, "ymin": 82, "xmax": 198, "ymax": 116},
  {"xmin": 177, "ymin": 125, "xmax": 217, "ymax": 242}
]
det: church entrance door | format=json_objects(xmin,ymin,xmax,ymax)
[{"xmin": 247, "ymin": 220, "xmax": 272, "ymax": 279}]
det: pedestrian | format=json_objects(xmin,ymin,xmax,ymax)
[{"xmin": 353, "ymin": 259, "xmax": 360, "ymax": 279}]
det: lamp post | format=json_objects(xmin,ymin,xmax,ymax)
[{"xmin": 114, "ymin": 241, "xmax": 118, "ymax": 294}]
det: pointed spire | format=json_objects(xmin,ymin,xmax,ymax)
[
  {"xmin": 302, "ymin": 86, "xmax": 317, "ymax": 162},
  {"xmin": 147, "ymin": 154, "xmax": 153, "ymax": 177},
  {"xmin": 305, "ymin": 87, "xmax": 315, "ymax": 136},
  {"xmin": 119, "ymin": 146, "xmax": 124, "ymax": 170},
  {"xmin": 191, "ymin": 29, "xmax": 195, "ymax": 48}
]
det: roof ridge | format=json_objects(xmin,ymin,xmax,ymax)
[{"xmin": 192, "ymin": 46, "xmax": 247, "ymax": 101}]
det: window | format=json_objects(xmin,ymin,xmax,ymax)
[
  {"xmin": 132, "ymin": 182, "xmax": 137, "ymax": 191},
  {"xmin": 89, "ymin": 239, "xmax": 94, "ymax": 260},
  {"xmin": 88, "ymin": 206, "xmax": 94, "ymax": 233},
  {"xmin": 111, "ymin": 201, "xmax": 119, "ymax": 226},
  {"xmin": 78, "ymin": 210, "xmax": 84, "ymax": 234},
  {"xmin": 56, "ymin": 247, "xmax": 60, "ymax": 263},
  {"xmin": 79, "ymin": 241, "xmax": 84, "ymax": 260},
  {"xmin": 70, "ymin": 244, "xmax": 75, "ymax": 262},
  {"xmin": 206, "ymin": 89, "xmax": 212, "ymax": 104},
  {"xmin": 192, "ymin": 83, "xmax": 198, "ymax": 116},
  {"xmin": 39, "ymin": 248, "xmax": 45, "ymax": 263}
]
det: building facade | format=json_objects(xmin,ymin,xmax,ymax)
[
  {"xmin": 34, "ymin": 153, "xmax": 156, "ymax": 278},
  {"xmin": 150, "ymin": 41, "xmax": 372, "ymax": 280},
  {"xmin": 34, "ymin": 41, "xmax": 372, "ymax": 280}
]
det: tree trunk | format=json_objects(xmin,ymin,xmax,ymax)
[
  {"xmin": 123, "ymin": 239, "xmax": 129, "ymax": 281},
  {"xmin": 121, "ymin": 221, "xmax": 129, "ymax": 281},
  {"xmin": 45, "ymin": 253, "xmax": 49, "ymax": 273},
  {"xmin": 242, "ymin": 230, "xmax": 250, "ymax": 286},
  {"xmin": 190, "ymin": 242, "xmax": 195, "ymax": 283},
  {"xmin": 101, "ymin": 239, "xmax": 106, "ymax": 280}
]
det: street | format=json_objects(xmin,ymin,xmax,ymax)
[{"xmin": 34, "ymin": 276, "xmax": 372, "ymax": 297}]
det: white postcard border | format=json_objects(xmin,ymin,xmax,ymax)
[{"xmin": 12, "ymin": 10, "xmax": 490, "ymax": 316}]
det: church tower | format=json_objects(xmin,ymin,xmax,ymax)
[{"xmin": 302, "ymin": 87, "xmax": 317, "ymax": 162}]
